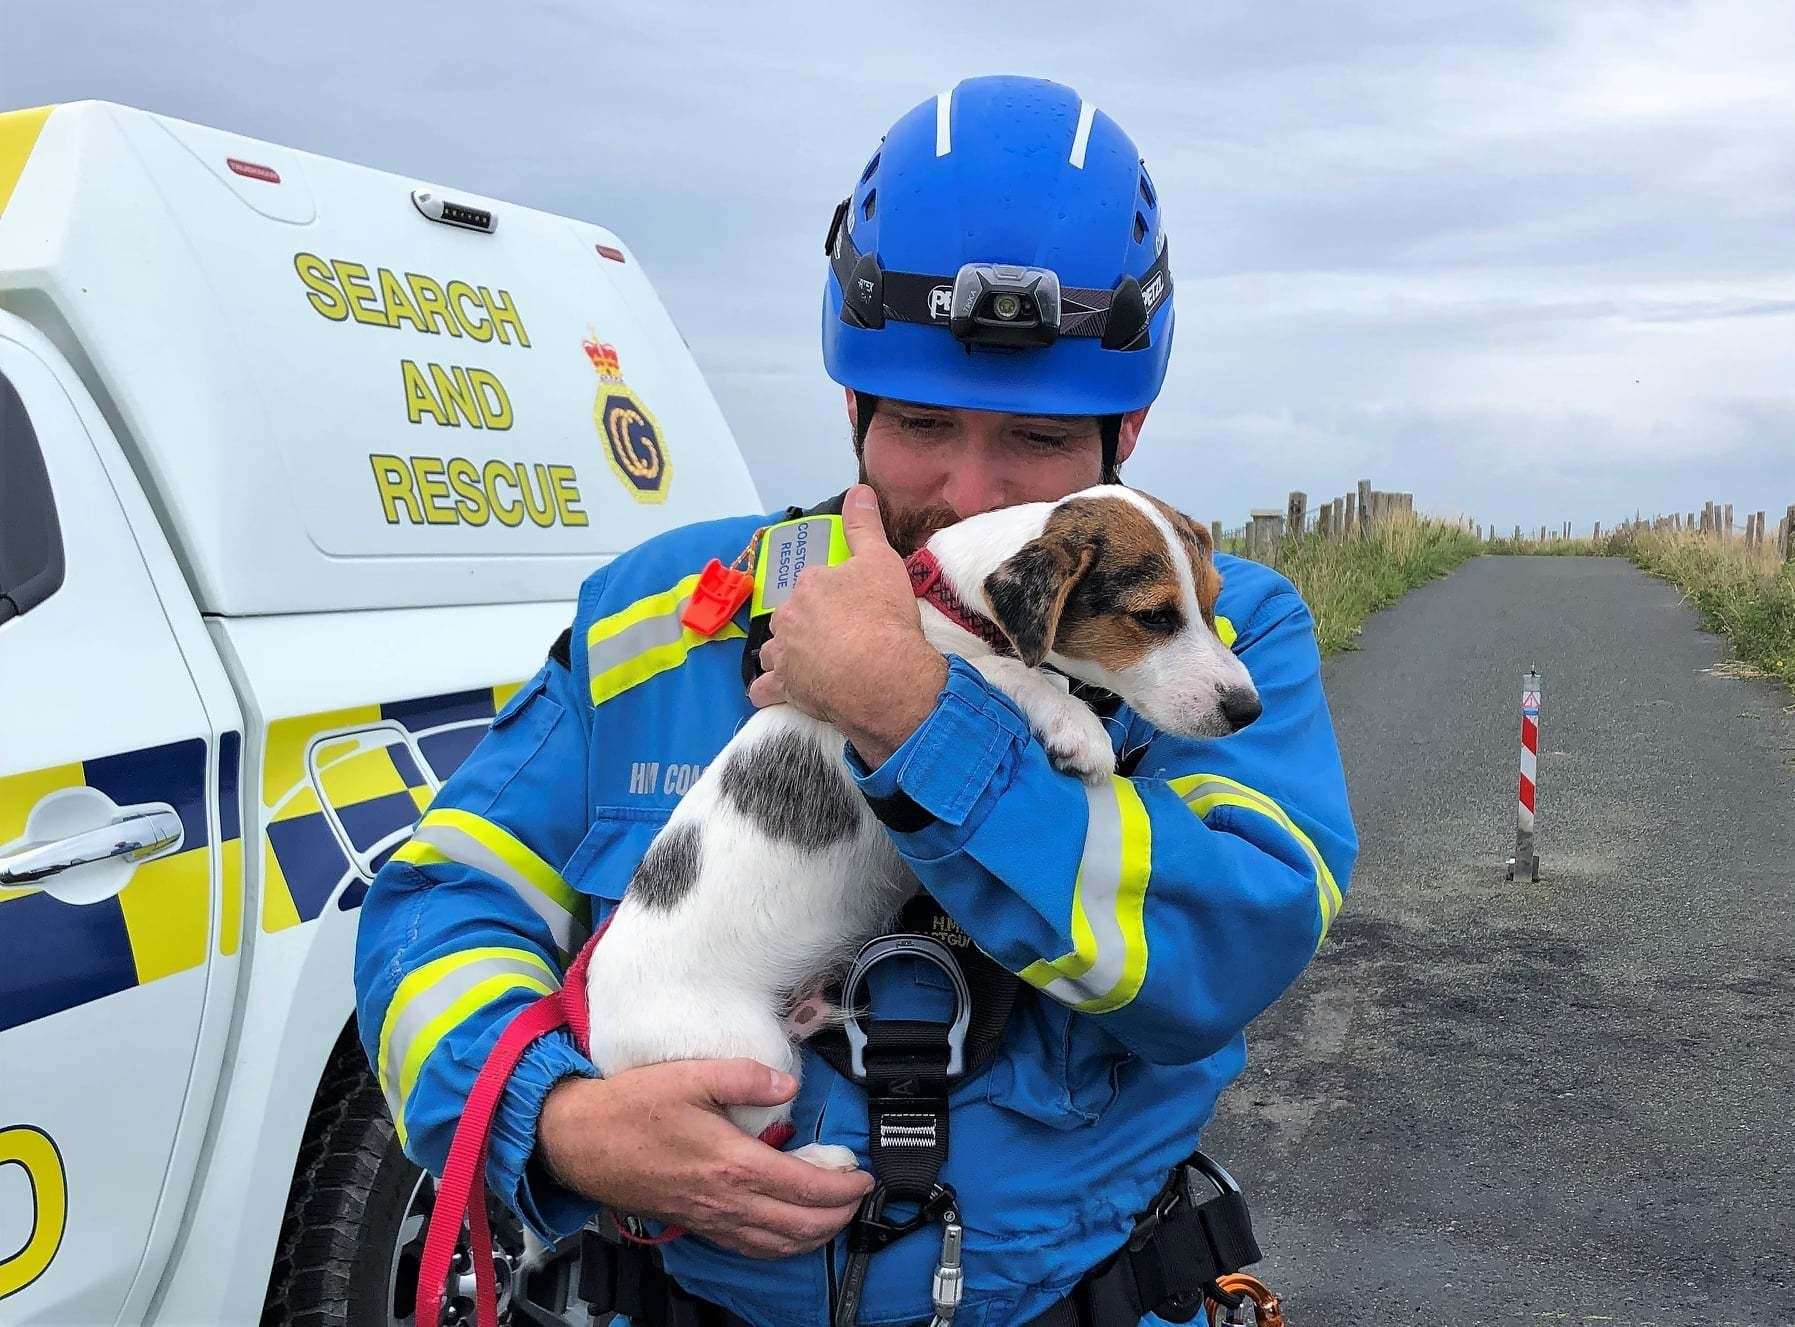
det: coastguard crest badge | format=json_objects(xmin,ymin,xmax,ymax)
[{"xmin": 584, "ymin": 330, "xmax": 670, "ymax": 503}]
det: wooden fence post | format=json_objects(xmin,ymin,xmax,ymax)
[
  {"xmin": 1287, "ymin": 491, "xmax": 1307, "ymax": 537},
  {"xmin": 1701, "ymin": 502, "xmax": 1712, "ymax": 536},
  {"xmin": 1317, "ymin": 503, "xmax": 1333, "ymax": 540},
  {"xmin": 1723, "ymin": 503, "xmax": 1734, "ymax": 540},
  {"xmin": 1331, "ymin": 496, "xmax": 1345, "ymax": 539},
  {"xmin": 1783, "ymin": 504, "xmax": 1795, "ymax": 561},
  {"xmin": 1210, "ymin": 519, "xmax": 1222, "ymax": 551},
  {"xmin": 1356, "ymin": 480, "xmax": 1373, "ymax": 539}
]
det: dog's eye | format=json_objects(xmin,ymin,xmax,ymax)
[{"xmin": 1130, "ymin": 607, "xmax": 1182, "ymax": 633}]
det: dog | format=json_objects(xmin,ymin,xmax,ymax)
[{"xmin": 582, "ymin": 485, "xmax": 1260, "ymax": 1166}]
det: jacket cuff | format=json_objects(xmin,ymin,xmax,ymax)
[
  {"xmin": 488, "ymin": 1029, "xmax": 602, "ymax": 1241},
  {"xmin": 848, "ymin": 654, "xmax": 1029, "ymax": 854}
]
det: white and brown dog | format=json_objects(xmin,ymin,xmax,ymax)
[{"xmin": 583, "ymin": 485, "xmax": 1259, "ymax": 1165}]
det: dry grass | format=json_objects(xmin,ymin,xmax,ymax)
[
  {"xmin": 1225, "ymin": 515, "xmax": 1483, "ymax": 655},
  {"xmin": 1618, "ymin": 529, "xmax": 1795, "ymax": 693},
  {"xmin": 1484, "ymin": 535, "xmax": 1613, "ymax": 557}
]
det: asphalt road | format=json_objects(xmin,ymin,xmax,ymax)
[{"xmin": 1203, "ymin": 555, "xmax": 1795, "ymax": 1327}]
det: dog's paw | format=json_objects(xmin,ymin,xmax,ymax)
[
  {"xmin": 788, "ymin": 1142, "xmax": 860, "ymax": 1171},
  {"xmin": 1039, "ymin": 702, "xmax": 1116, "ymax": 785}
]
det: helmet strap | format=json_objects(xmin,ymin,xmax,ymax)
[
  {"xmin": 1100, "ymin": 414, "xmax": 1123, "ymax": 483},
  {"xmin": 852, "ymin": 391, "xmax": 882, "ymax": 454}
]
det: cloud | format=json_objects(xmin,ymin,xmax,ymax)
[{"xmin": 4, "ymin": 0, "xmax": 1790, "ymax": 531}]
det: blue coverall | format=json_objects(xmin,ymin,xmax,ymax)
[{"xmin": 355, "ymin": 507, "xmax": 1356, "ymax": 1326}]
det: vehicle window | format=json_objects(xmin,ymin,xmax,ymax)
[{"xmin": 0, "ymin": 368, "xmax": 65, "ymax": 624}]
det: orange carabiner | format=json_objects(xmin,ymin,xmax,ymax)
[{"xmin": 1204, "ymin": 1273, "xmax": 1287, "ymax": 1327}]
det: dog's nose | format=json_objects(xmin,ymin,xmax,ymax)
[{"xmin": 1219, "ymin": 687, "xmax": 1262, "ymax": 732}]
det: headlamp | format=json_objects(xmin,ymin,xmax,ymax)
[{"xmin": 948, "ymin": 263, "xmax": 1061, "ymax": 350}]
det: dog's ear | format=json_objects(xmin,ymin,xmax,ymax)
[{"xmin": 983, "ymin": 535, "xmax": 1096, "ymax": 667}]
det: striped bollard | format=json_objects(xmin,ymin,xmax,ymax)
[{"xmin": 1506, "ymin": 669, "xmax": 1541, "ymax": 882}]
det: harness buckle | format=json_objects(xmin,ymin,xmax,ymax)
[
  {"xmin": 847, "ymin": 1182, "xmax": 959, "ymax": 1256},
  {"xmin": 839, "ymin": 934, "xmax": 973, "ymax": 1081}
]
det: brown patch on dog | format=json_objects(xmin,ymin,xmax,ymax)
[
  {"xmin": 1141, "ymin": 495, "xmax": 1224, "ymax": 627},
  {"xmin": 984, "ymin": 492, "xmax": 1222, "ymax": 671}
]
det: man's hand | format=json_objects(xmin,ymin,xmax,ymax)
[
  {"xmin": 749, "ymin": 485, "xmax": 948, "ymax": 766},
  {"xmin": 536, "ymin": 1061, "xmax": 872, "ymax": 1258}
]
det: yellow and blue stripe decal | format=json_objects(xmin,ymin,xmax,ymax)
[
  {"xmin": 259, "ymin": 685, "xmax": 518, "ymax": 933},
  {"xmin": 0, "ymin": 737, "xmax": 211, "ymax": 1034}
]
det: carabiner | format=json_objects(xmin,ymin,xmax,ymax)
[{"xmin": 1204, "ymin": 1274, "xmax": 1287, "ymax": 1327}]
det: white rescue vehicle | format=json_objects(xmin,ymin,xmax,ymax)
[{"xmin": 0, "ymin": 100, "xmax": 758, "ymax": 1325}]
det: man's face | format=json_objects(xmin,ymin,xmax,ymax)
[{"xmin": 851, "ymin": 392, "xmax": 1146, "ymax": 554}]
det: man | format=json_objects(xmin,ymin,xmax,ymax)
[{"xmin": 356, "ymin": 75, "xmax": 1355, "ymax": 1325}]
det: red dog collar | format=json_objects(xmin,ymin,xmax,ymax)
[{"xmin": 905, "ymin": 548, "xmax": 1012, "ymax": 655}]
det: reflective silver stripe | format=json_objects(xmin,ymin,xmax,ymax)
[
  {"xmin": 1177, "ymin": 775, "xmax": 1343, "ymax": 938},
  {"xmin": 407, "ymin": 822, "xmax": 588, "ymax": 954},
  {"xmin": 379, "ymin": 953, "xmax": 555, "ymax": 1118},
  {"xmin": 1032, "ymin": 780, "xmax": 1125, "ymax": 1006},
  {"xmin": 585, "ymin": 595, "xmax": 695, "ymax": 681}
]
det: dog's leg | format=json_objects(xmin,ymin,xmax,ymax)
[{"xmin": 968, "ymin": 655, "xmax": 1116, "ymax": 784}]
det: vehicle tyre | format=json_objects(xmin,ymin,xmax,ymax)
[{"xmin": 261, "ymin": 1031, "xmax": 529, "ymax": 1327}]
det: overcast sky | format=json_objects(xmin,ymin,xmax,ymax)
[{"xmin": 4, "ymin": 0, "xmax": 1791, "ymax": 533}]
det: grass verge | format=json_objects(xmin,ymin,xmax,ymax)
[
  {"xmin": 1620, "ymin": 530, "xmax": 1795, "ymax": 692},
  {"xmin": 1226, "ymin": 518, "xmax": 1483, "ymax": 655}
]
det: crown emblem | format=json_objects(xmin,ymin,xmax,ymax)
[{"xmin": 582, "ymin": 329, "xmax": 622, "ymax": 380}]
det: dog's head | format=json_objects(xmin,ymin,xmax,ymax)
[{"xmin": 981, "ymin": 486, "xmax": 1261, "ymax": 738}]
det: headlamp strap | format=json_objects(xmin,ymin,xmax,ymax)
[{"xmin": 830, "ymin": 210, "xmax": 1172, "ymax": 346}]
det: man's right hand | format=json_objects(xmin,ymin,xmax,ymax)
[{"xmin": 535, "ymin": 1060, "xmax": 873, "ymax": 1259}]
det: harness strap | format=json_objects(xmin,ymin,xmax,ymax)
[{"xmin": 585, "ymin": 1167, "xmax": 1261, "ymax": 1327}]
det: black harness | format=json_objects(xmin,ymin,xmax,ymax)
[{"xmin": 554, "ymin": 496, "xmax": 1264, "ymax": 1325}]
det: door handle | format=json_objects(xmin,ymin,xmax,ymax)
[{"xmin": 0, "ymin": 809, "xmax": 184, "ymax": 885}]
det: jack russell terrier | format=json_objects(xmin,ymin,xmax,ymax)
[{"xmin": 583, "ymin": 485, "xmax": 1260, "ymax": 1165}]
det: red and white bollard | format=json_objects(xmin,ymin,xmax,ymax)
[{"xmin": 1506, "ymin": 669, "xmax": 1542, "ymax": 882}]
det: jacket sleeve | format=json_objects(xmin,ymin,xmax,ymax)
[
  {"xmin": 353, "ymin": 587, "xmax": 604, "ymax": 1241},
  {"xmin": 848, "ymin": 586, "xmax": 1357, "ymax": 1065}
]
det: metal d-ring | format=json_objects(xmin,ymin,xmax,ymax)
[{"xmin": 839, "ymin": 934, "xmax": 972, "ymax": 1081}]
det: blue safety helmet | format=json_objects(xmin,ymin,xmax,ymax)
[{"xmin": 822, "ymin": 76, "xmax": 1173, "ymax": 418}]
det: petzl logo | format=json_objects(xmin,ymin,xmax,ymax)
[
  {"xmin": 1140, "ymin": 272, "xmax": 1166, "ymax": 311},
  {"xmin": 928, "ymin": 284, "xmax": 953, "ymax": 320},
  {"xmin": 585, "ymin": 329, "xmax": 670, "ymax": 503}
]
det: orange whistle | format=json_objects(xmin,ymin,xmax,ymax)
[{"xmin": 680, "ymin": 559, "xmax": 753, "ymax": 637}]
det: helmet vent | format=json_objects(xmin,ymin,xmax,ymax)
[
  {"xmin": 860, "ymin": 152, "xmax": 881, "ymax": 183},
  {"xmin": 1133, "ymin": 211, "xmax": 1148, "ymax": 244},
  {"xmin": 862, "ymin": 189, "xmax": 877, "ymax": 221},
  {"xmin": 1139, "ymin": 173, "xmax": 1156, "ymax": 209}
]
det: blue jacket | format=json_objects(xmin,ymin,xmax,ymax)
[{"xmin": 354, "ymin": 506, "xmax": 1356, "ymax": 1327}]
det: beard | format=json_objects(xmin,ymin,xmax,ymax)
[{"xmin": 860, "ymin": 480, "xmax": 960, "ymax": 556}]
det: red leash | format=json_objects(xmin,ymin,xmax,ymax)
[{"xmin": 415, "ymin": 922, "xmax": 794, "ymax": 1327}]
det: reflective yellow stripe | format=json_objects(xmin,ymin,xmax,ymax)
[
  {"xmin": 376, "ymin": 945, "xmax": 558, "ymax": 1145},
  {"xmin": 589, "ymin": 573, "xmax": 704, "ymax": 644},
  {"xmin": 1019, "ymin": 776, "xmax": 1152, "ymax": 1013},
  {"xmin": 1170, "ymin": 772, "xmax": 1343, "ymax": 944},
  {"xmin": 1214, "ymin": 614, "xmax": 1238, "ymax": 648},
  {"xmin": 392, "ymin": 808, "xmax": 587, "ymax": 954},
  {"xmin": 587, "ymin": 574, "xmax": 746, "ymax": 706}
]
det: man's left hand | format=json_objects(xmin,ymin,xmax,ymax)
[{"xmin": 750, "ymin": 484, "xmax": 947, "ymax": 767}]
